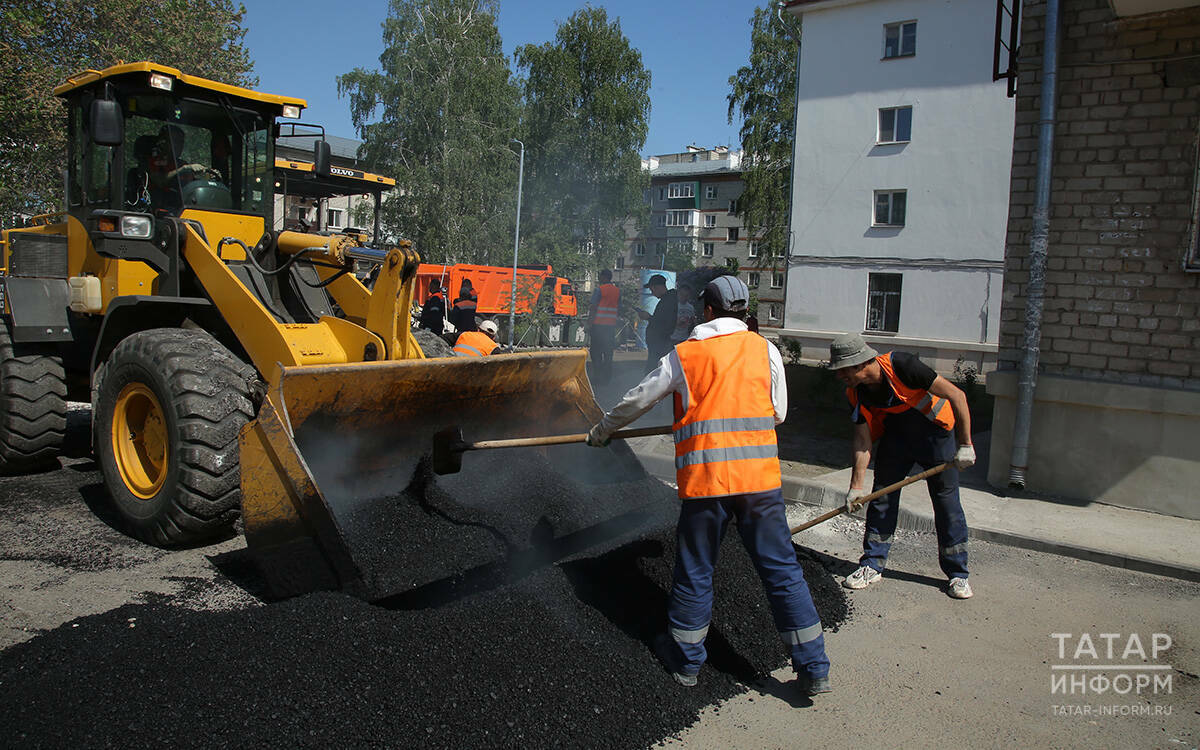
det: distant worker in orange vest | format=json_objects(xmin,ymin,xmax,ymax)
[
  {"xmin": 588, "ymin": 269, "xmax": 620, "ymax": 384},
  {"xmin": 450, "ymin": 279, "xmax": 478, "ymax": 332},
  {"xmin": 453, "ymin": 319, "xmax": 499, "ymax": 357},
  {"xmin": 828, "ymin": 333, "xmax": 976, "ymax": 599},
  {"xmin": 419, "ymin": 280, "xmax": 446, "ymax": 335},
  {"xmin": 585, "ymin": 275, "xmax": 831, "ymax": 696}
]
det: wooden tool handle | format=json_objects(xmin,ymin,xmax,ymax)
[
  {"xmin": 788, "ymin": 461, "xmax": 954, "ymax": 535},
  {"xmin": 466, "ymin": 424, "xmax": 672, "ymax": 451}
]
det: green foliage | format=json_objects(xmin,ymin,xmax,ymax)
[
  {"xmin": 515, "ymin": 6, "xmax": 650, "ymax": 282},
  {"xmin": 782, "ymin": 337, "xmax": 804, "ymax": 365},
  {"xmin": 726, "ymin": 5, "xmax": 799, "ymax": 264},
  {"xmin": 0, "ymin": 0, "xmax": 255, "ymax": 224},
  {"xmin": 338, "ymin": 0, "xmax": 521, "ymax": 264}
]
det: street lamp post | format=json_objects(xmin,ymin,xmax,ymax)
[{"xmin": 508, "ymin": 139, "xmax": 525, "ymax": 347}]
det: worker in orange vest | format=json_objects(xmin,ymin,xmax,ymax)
[
  {"xmin": 588, "ymin": 269, "xmax": 620, "ymax": 383},
  {"xmin": 585, "ymin": 275, "xmax": 831, "ymax": 696},
  {"xmin": 453, "ymin": 319, "xmax": 499, "ymax": 357},
  {"xmin": 829, "ymin": 333, "xmax": 976, "ymax": 599},
  {"xmin": 449, "ymin": 279, "xmax": 478, "ymax": 332}
]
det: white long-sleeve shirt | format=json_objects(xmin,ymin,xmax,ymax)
[{"xmin": 598, "ymin": 318, "xmax": 788, "ymax": 436}]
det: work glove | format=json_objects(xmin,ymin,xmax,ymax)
[
  {"xmin": 954, "ymin": 444, "xmax": 976, "ymax": 470},
  {"xmin": 586, "ymin": 423, "xmax": 611, "ymax": 448},
  {"xmin": 844, "ymin": 487, "xmax": 867, "ymax": 514}
]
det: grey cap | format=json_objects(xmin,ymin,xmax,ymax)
[
  {"xmin": 828, "ymin": 333, "xmax": 878, "ymax": 370},
  {"xmin": 703, "ymin": 275, "xmax": 750, "ymax": 311}
]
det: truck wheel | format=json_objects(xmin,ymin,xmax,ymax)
[
  {"xmin": 0, "ymin": 319, "xmax": 66, "ymax": 474},
  {"xmin": 93, "ymin": 329, "xmax": 259, "ymax": 546}
]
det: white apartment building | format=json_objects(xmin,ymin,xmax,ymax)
[{"xmin": 783, "ymin": 0, "xmax": 1015, "ymax": 372}]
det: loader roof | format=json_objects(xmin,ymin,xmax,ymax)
[{"xmin": 53, "ymin": 61, "xmax": 306, "ymax": 112}]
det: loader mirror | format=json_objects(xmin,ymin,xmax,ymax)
[
  {"xmin": 89, "ymin": 99, "xmax": 124, "ymax": 147},
  {"xmin": 314, "ymin": 140, "xmax": 332, "ymax": 178}
]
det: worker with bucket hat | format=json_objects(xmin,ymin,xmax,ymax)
[
  {"xmin": 828, "ymin": 333, "xmax": 976, "ymax": 599},
  {"xmin": 587, "ymin": 274, "xmax": 832, "ymax": 696}
]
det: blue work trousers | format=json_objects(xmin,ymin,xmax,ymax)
[
  {"xmin": 861, "ymin": 412, "xmax": 969, "ymax": 579},
  {"xmin": 667, "ymin": 488, "xmax": 830, "ymax": 679}
]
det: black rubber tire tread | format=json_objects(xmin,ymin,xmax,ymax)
[
  {"xmin": 93, "ymin": 328, "xmax": 260, "ymax": 546},
  {"xmin": 0, "ymin": 319, "xmax": 67, "ymax": 474}
]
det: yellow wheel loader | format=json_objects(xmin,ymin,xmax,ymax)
[{"xmin": 0, "ymin": 62, "xmax": 633, "ymax": 599}]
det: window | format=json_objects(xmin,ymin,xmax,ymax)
[
  {"xmin": 704, "ymin": 214, "xmax": 716, "ymax": 228},
  {"xmin": 878, "ymin": 106, "xmax": 913, "ymax": 143},
  {"xmin": 615, "ymin": 256, "xmax": 624, "ymax": 269},
  {"xmin": 702, "ymin": 242, "xmax": 714, "ymax": 257},
  {"xmin": 768, "ymin": 303, "xmax": 781, "ymax": 321},
  {"xmin": 747, "ymin": 272, "xmax": 761, "ymax": 288},
  {"xmin": 727, "ymin": 227, "xmax": 739, "ymax": 242},
  {"xmin": 727, "ymin": 199, "xmax": 738, "ymax": 215},
  {"xmin": 725, "ymin": 257, "xmax": 739, "ymax": 270},
  {"xmin": 771, "ymin": 271, "xmax": 784, "ymax": 288},
  {"xmin": 634, "ymin": 242, "xmax": 646, "ymax": 257},
  {"xmin": 883, "ymin": 21, "xmax": 917, "ymax": 59},
  {"xmin": 748, "ymin": 242, "xmax": 759, "ymax": 258},
  {"xmin": 874, "ymin": 190, "xmax": 907, "ymax": 226},
  {"xmin": 658, "ymin": 187, "xmax": 666, "ymax": 201},
  {"xmin": 866, "ymin": 273, "xmax": 902, "ymax": 332},
  {"xmin": 666, "ymin": 210, "xmax": 694, "ymax": 227},
  {"xmin": 668, "ymin": 182, "xmax": 695, "ymax": 199},
  {"xmin": 327, "ymin": 208, "xmax": 343, "ymax": 228},
  {"xmin": 655, "ymin": 213, "xmax": 666, "ymax": 228},
  {"xmin": 668, "ymin": 239, "xmax": 693, "ymax": 257},
  {"xmin": 705, "ymin": 185, "xmax": 717, "ymax": 200}
]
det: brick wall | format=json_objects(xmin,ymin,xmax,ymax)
[{"xmin": 1000, "ymin": 0, "xmax": 1200, "ymax": 390}]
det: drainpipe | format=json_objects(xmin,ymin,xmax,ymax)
[{"xmin": 1009, "ymin": 0, "xmax": 1061, "ymax": 489}]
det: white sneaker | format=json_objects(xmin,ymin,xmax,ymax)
[
  {"xmin": 948, "ymin": 577, "xmax": 973, "ymax": 599},
  {"xmin": 842, "ymin": 566, "xmax": 882, "ymax": 590}
]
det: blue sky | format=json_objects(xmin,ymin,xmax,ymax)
[{"xmin": 240, "ymin": 0, "xmax": 770, "ymax": 158}]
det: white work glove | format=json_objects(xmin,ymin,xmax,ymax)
[
  {"xmin": 844, "ymin": 487, "xmax": 867, "ymax": 514},
  {"xmin": 954, "ymin": 444, "xmax": 976, "ymax": 470},
  {"xmin": 586, "ymin": 423, "xmax": 611, "ymax": 448}
]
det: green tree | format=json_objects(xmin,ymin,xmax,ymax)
[
  {"xmin": 338, "ymin": 0, "xmax": 521, "ymax": 264},
  {"xmin": 0, "ymin": 0, "xmax": 255, "ymax": 225},
  {"xmin": 727, "ymin": 4, "xmax": 799, "ymax": 265},
  {"xmin": 515, "ymin": 7, "xmax": 650, "ymax": 282}
]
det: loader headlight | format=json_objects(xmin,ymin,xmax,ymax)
[
  {"xmin": 120, "ymin": 215, "xmax": 153, "ymax": 239},
  {"xmin": 149, "ymin": 73, "xmax": 174, "ymax": 91},
  {"xmin": 281, "ymin": 104, "xmax": 302, "ymax": 119}
]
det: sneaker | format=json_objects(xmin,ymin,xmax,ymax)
[
  {"xmin": 672, "ymin": 670, "xmax": 699, "ymax": 687},
  {"xmin": 842, "ymin": 566, "xmax": 882, "ymax": 590},
  {"xmin": 948, "ymin": 577, "xmax": 973, "ymax": 599},
  {"xmin": 797, "ymin": 674, "xmax": 832, "ymax": 696}
]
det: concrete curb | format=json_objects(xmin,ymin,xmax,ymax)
[{"xmin": 633, "ymin": 451, "xmax": 1200, "ymax": 583}]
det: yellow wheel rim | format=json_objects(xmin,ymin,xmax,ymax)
[{"xmin": 112, "ymin": 382, "xmax": 169, "ymax": 499}]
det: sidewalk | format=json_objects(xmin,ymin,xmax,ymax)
[{"xmin": 623, "ymin": 433, "xmax": 1200, "ymax": 583}]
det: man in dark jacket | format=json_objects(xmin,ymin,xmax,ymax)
[
  {"xmin": 419, "ymin": 281, "xmax": 446, "ymax": 334},
  {"xmin": 449, "ymin": 279, "xmax": 478, "ymax": 332},
  {"xmin": 638, "ymin": 274, "xmax": 677, "ymax": 372}
]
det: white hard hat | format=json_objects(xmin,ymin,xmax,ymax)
[{"xmin": 479, "ymin": 320, "xmax": 499, "ymax": 335}]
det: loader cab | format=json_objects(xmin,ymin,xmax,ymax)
[{"xmin": 58, "ymin": 64, "xmax": 300, "ymax": 226}]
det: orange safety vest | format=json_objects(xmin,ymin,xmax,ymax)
[
  {"xmin": 846, "ymin": 352, "xmax": 955, "ymax": 441},
  {"xmin": 594, "ymin": 283, "xmax": 620, "ymax": 326},
  {"xmin": 671, "ymin": 330, "xmax": 781, "ymax": 499},
  {"xmin": 453, "ymin": 331, "xmax": 498, "ymax": 357}
]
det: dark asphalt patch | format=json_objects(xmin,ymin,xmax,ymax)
[{"xmin": 0, "ymin": 523, "xmax": 846, "ymax": 749}]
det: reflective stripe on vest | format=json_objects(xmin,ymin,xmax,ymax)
[
  {"xmin": 672, "ymin": 330, "xmax": 781, "ymax": 499},
  {"xmin": 453, "ymin": 331, "xmax": 497, "ymax": 357},
  {"xmin": 594, "ymin": 283, "xmax": 620, "ymax": 326},
  {"xmin": 846, "ymin": 352, "xmax": 955, "ymax": 441}
]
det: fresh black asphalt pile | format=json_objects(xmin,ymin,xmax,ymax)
[{"xmin": 1, "ymin": 447, "xmax": 849, "ymax": 749}]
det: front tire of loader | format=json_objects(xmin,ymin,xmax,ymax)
[
  {"xmin": 0, "ymin": 318, "xmax": 67, "ymax": 474},
  {"xmin": 93, "ymin": 329, "xmax": 259, "ymax": 546}
]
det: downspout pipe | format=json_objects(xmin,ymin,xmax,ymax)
[{"xmin": 1009, "ymin": 0, "xmax": 1061, "ymax": 489}]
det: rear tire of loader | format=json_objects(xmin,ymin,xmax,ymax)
[
  {"xmin": 0, "ymin": 319, "xmax": 67, "ymax": 475},
  {"xmin": 93, "ymin": 329, "xmax": 259, "ymax": 546}
]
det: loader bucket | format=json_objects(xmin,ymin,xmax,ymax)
[{"xmin": 238, "ymin": 349, "xmax": 651, "ymax": 600}]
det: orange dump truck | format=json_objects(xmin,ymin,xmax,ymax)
[{"xmin": 416, "ymin": 263, "xmax": 577, "ymax": 317}]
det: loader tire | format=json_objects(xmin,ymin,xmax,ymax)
[
  {"xmin": 0, "ymin": 319, "xmax": 67, "ymax": 475},
  {"xmin": 93, "ymin": 329, "xmax": 259, "ymax": 546}
]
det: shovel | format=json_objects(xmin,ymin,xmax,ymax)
[
  {"xmin": 788, "ymin": 461, "xmax": 953, "ymax": 534},
  {"xmin": 432, "ymin": 424, "xmax": 673, "ymax": 475}
]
